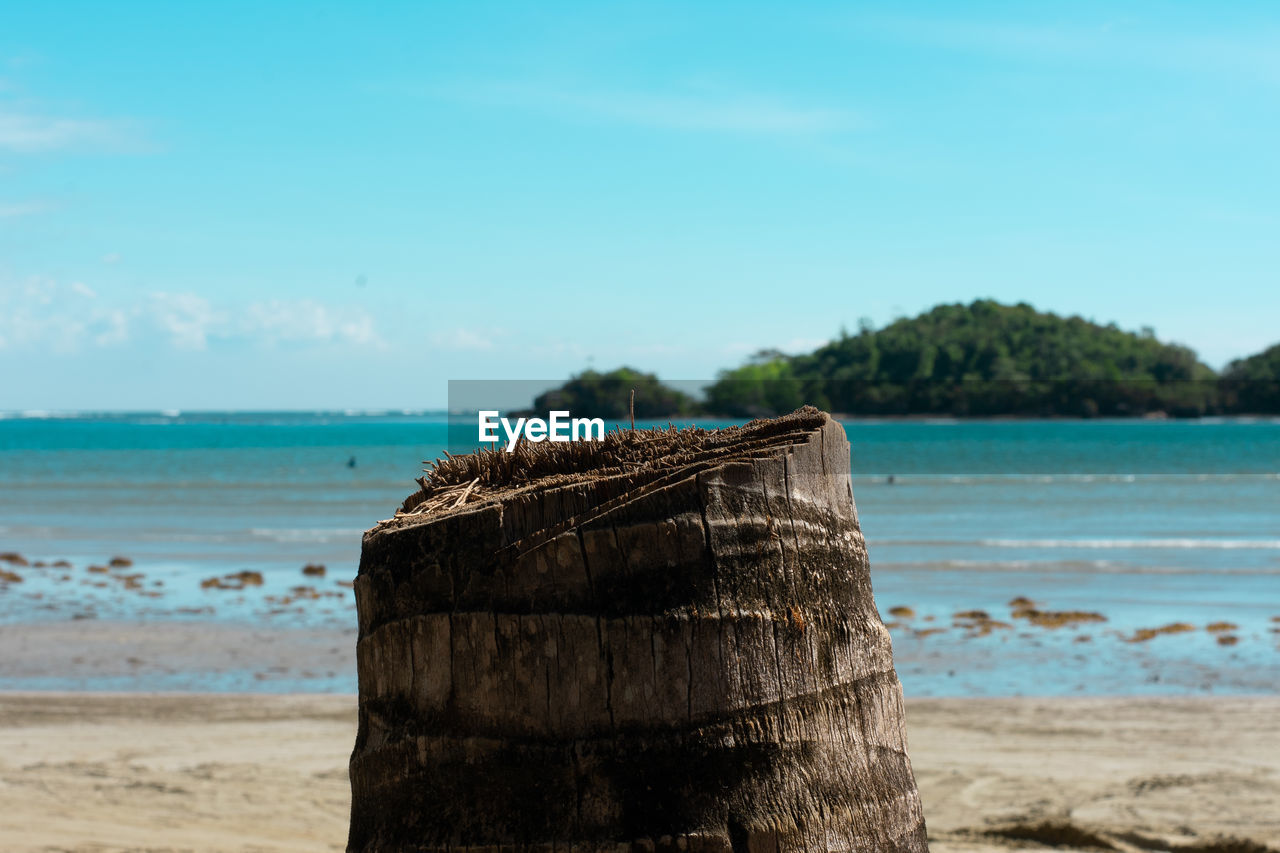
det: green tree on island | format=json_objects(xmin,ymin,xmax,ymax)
[
  {"xmin": 708, "ymin": 300, "xmax": 1219, "ymax": 417},
  {"xmin": 703, "ymin": 350, "xmax": 807, "ymax": 418},
  {"xmin": 1221, "ymin": 344, "xmax": 1280, "ymax": 413},
  {"xmin": 527, "ymin": 302, "xmax": 1278, "ymax": 418},
  {"xmin": 525, "ymin": 367, "xmax": 702, "ymax": 420}
]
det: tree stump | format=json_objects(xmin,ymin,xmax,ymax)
[{"xmin": 348, "ymin": 407, "xmax": 928, "ymax": 853}]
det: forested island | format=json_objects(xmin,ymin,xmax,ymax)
[{"xmin": 527, "ymin": 301, "xmax": 1279, "ymax": 418}]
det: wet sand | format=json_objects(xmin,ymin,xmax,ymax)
[
  {"xmin": 0, "ymin": 621, "xmax": 357, "ymax": 693},
  {"xmin": 0, "ymin": 693, "xmax": 1275, "ymax": 853}
]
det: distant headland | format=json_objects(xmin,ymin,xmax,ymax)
[{"xmin": 527, "ymin": 301, "xmax": 1279, "ymax": 419}]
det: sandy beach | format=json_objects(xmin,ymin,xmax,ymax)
[{"xmin": 0, "ymin": 692, "xmax": 1274, "ymax": 853}]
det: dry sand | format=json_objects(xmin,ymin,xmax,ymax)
[
  {"xmin": 0, "ymin": 693, "xmax": 1275, "ymax": 853},
  {"xmin": 909, "ymin": 696, "xmax": 1279, "ymax": 852}
]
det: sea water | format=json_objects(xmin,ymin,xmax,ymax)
[{"xmin": 1, "ymin": 412, "xmax": 1277, "ymax": 695}]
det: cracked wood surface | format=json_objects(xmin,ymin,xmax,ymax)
[{"xmin": 348, "ymin": 410, "xmax": 928, "ymax": 853}]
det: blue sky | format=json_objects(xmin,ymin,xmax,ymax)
[{"xmin": 2, "ymin": 1, "xmax": 1278, "ymax": 410}]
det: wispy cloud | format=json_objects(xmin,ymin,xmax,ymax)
[
  {"xmin": 0, "ymin": 61, "xmax": 145, "ymax": 154},
  {"xmin": 0, "ymin": 278, "xmax": 132, "ymax": 352},
  {"xmin": 864, "ymin": 17, "xmax": 1119, "ymax": 59},
  {"xmin": 0, "ymin": 107, "xmax": 138, "ymax": 153},
  {"xmin": 242, "ymin": 298, "xmax": 381, "ymax": 348},
  {"xmin": 149, "ymin": 292, "xmax": 222, "ymax": 350},
  {"xmin": 859, "ymin": 16, "xmax": 1280, "ymax": 86},
  {"xmin": 0, "ymin": 199, "xmax": 55, "ymax": 218},
  {"xmin": 443, "ymin": 82, "xmax": 854, "ymax": 136},
  {"xmin": 431, "ymin": 328, "xmax": 498, "ymax": 351},
  {"xmin": 150, "ymin": 292, "xmax": 385, "ymax": 350},
  {"xmin": 0, "ymin": 279, "xmax": 384, "ymax": 353}
]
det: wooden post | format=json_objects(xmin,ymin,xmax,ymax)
[{"xmin": 348, "ymin": 407, "xmax": 928, "ymax": 853}]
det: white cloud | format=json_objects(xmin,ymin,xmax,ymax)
[
  {"xmin": 93, "ymin": 308, "xmax": 130, "ymax": 346},
  {"xmin": 860, "ymin": 16, "xmax": 1280, "ymax": 86},
  {"xmin": 0, "ymin": 279, "xmax": 383, "ymax": 354},
  {"xmin": 241, "ymin": 298, "xmax": 381, "ymax": 346},
  {"xmin": 0, "ymin": 277, "xmax": 131, "ymax": 352},
  {"xmin": 148, "ymin": 292, "xmax": 384, "ymax": 350},
  {"xmin": 431, "ymin": 328, "xmax": 496, "ymax": 351},
  {"xmin": 525, "ymin": 339, "xmax": 588, "ymax": 360},
  {"xmin": 149, "ymin": 292, "xmax": 222, "ymax": 350},
  {"xmin": 101, "ymin": 253, "xmax": 121, "ymax": 265},
  {"xmin": 0, "ymin": 108, "xmax": 135, "ymax": 153},
  {"xmin": 0, "ymin": 199, "xmax": 54, "ymax": 218}
]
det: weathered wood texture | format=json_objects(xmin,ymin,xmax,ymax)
[{"xmin": 348, "ymin": 409, "xmax": 928, "ymax": 853}]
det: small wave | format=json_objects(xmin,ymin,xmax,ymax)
[
  {"xmin": 0, "ymin": 524, "xmax": 61, "ymax": 537},
  {"xmin": 877, "ymin": 558, "xmax": 1113, "ymax": 572},
  {"xmin": 875, "ymin": 537, "xmax": 1280, "ymax": 550},
  {"xmin": 138, "ymin": 532, "xmax": 234, "ymax": 543},
  {"xmin": 980, "ymin": 537, "xmax": 1280, "ymax": 550},
  {"xmin": 249, "ymin": 527, "xmax": 366, "ymax": 543},
  {"xmin": 882, "ymin": 558, "xmax": 1117, "ymax": 571},
  {"xmin": 855, "ymin": 473, "xmax": 1279, "ymax": 483},
  {"xmin": 874, "ymin": 559, "xmax": 1280, "ymax": 576},
  {"xmin": 1, "ymin": 410, "xmax": 89, "ymax": 420}
]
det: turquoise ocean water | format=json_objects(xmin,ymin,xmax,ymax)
[{"xmin": 1, "ymin": 412, "xmax": 1277, "ymax": 696}]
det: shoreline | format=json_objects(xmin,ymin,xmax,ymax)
[
  {"xmin": 1, "ymin": 692, "xmax": 1276, "ymax": 852},
  {"xmin": 5, "ymin": 409, "xmax": 1280, "ymax": 421},
  {"xmin": 4, "ymin": 615, "xmax": 1275, "ymax": 698}
]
